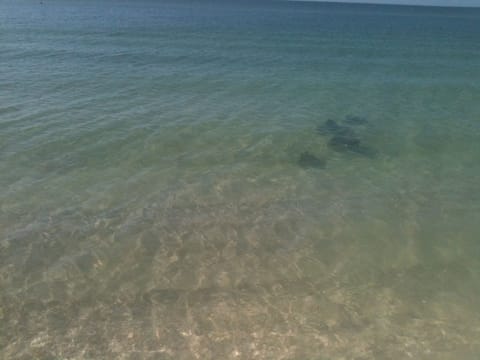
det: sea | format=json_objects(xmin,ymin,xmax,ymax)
[{"xmin": 1, "ymin": 0, "xmax": 480, "ymax": 358}]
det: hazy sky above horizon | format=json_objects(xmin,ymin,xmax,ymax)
[{"xmin": 322, "ymin": 0, "xmax": 480, "ymax": 6}]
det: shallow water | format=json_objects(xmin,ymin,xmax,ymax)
[{"xmin": 1, "ymin": 0, "xmax": 480, "ymax": 358}]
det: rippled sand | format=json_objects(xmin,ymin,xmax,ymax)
[{"xmin": 2, "ymin": 173, "xmax": 480, "ymax": 359}]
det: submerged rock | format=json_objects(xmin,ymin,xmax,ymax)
[
  {"xmin": 344, "ymin": 115, "xmax": 368, "ymax": 125},
  {"xmin": 298, "ymin": 151, "xmax": 326, "ymax": 169}
]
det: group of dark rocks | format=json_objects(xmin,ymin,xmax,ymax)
[{"xmin": 298, "ymin": 115, "xmax": 376, "ymax": 169}]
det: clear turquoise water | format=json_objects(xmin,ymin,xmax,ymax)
[{"xmin": 1, "ymin": 0, "xmax": 480, "ymax": 358}]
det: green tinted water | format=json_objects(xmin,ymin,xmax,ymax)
[{"xmin": 1, "ymin": 0, "xmax": 480, "ymax": 358}]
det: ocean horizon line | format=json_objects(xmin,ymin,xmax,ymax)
[{"xmin": 286, "ymin": 0, "xmax": 480, "ymax": 9}]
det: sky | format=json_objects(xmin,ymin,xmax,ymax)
[{"xmin": 323, "ymin": 0, "xmax": 480, "ymax": 6}]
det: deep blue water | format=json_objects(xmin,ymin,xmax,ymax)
[{"xmin": 1, "ymin": 0, "xmax": 480, "ymax": 358}]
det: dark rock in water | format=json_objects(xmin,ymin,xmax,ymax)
[
  {"xmin": 317, "ymin": 119, "xmax": 355, "ymax": 138},
  {"xmin": 298, "ymin": 151, "xmax": 326, "ymax": 169},
  {"xmin": 328, "ymin": 135, "xmax": 376, "ymax": 157},
  {"xmin": 344, "ymin": 115, "xmax": 368, "ymax": 125}
]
